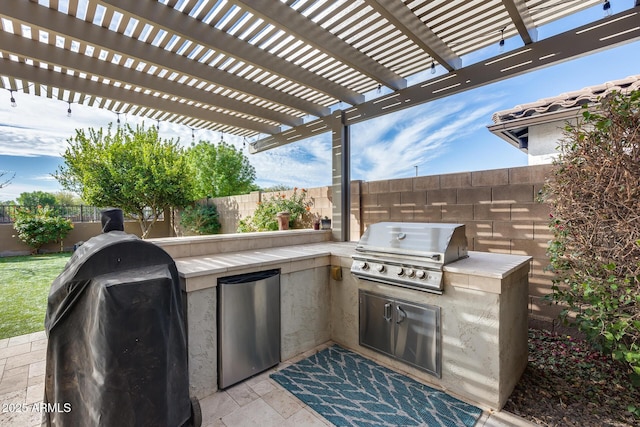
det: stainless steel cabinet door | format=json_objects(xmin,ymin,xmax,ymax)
[
  {"xmin": 359, "ymin": 291, "xmax": 394, "ymax": 357},
  {"xmin": 393, "ymin": 301, "xmax": 441, "ymax": 377}
]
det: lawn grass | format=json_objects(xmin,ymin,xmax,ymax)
[{"xmin": 0, "ymin": 253, "xmax": 71, "ymax": 340}]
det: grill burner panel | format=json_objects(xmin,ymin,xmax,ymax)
[
  {"xmin": 351, "ymin": 222, "xmax": 468, "ymax": 293},
  {"xmin": 351, "ymin": 255, "xmax": 444, "ymax": 293}
]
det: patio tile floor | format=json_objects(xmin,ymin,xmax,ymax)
[{"xmin": 0, "ymin": 333, "xmax": 538, "ymax": 426}]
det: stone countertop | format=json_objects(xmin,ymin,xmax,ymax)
[
  {"xmin": 443, "ymin": 251, "xmax": 532, "ymax": 279},
  {"xmin": 175, "ymin": 241, "xmax": 530, "ymax": 284},
  {"xmin": 174, "ymin": 242, "xmax": 356, "ymax": 279}
]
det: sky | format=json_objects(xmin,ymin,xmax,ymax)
[{"xmin": 1, "ymin": 1, "xmax": 639, "ymax": 203}]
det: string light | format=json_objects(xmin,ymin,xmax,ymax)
[
  {"xmin": 67, "ymin": 101, "xmax": 72, "ymax": 118},
  {"xmin": 5, "ymin": 84, "xmax": 33, "ymax": 108},
  {"xmin": 430, "ymin": 61, "xmax": 436, "ymax": 75},
  {"xmin": 498, "ymin": 27, "xmax": 506, "ymax": 53},
  {"xmin": 603, "ymin": 1, "xmax": 611, "ymax": 16}
]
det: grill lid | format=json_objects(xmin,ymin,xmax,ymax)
[{"xmin": 356, "ymin": 222, "xmax": 468, "ymax": 264}]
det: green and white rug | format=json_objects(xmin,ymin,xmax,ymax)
[{"xmin": 271, "ymin": 345, "xmax": 482, "ymax": 427}]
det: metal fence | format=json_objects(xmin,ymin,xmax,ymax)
[{"xmin": 0, "ymin": 205, "xmax": 162, "ymax": 224}]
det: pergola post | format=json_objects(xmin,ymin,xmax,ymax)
[{"xmin": 331, "ymin": 111, "xmax": 350, "ymax": 242}]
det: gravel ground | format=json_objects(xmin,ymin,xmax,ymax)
[{"xmin": 504, "ymin": 328, "xmax": 640, "ymax": 427}]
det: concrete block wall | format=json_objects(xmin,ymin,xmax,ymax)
[
  {"xmin": 355, "ymin": 164, "xmax": 558, "ymax": 321},
  {"xmin": 0, "ymin": 216, "xmax": 172, "ymax": 256},
  {"xmin": 206, "ymin": 187, "xmax": 333, "ymax": 235},
  {"xmin": 191, "ymin": 164, "xmax": 558, "ymax": 322}
]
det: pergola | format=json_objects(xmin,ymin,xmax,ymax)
[{"xmin": 1, "ymin": 0, "xmax": 639, "ymax": 240}]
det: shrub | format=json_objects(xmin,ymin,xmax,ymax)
[
  {"xmin": 237, "ymin": 188, "xmax": 313, "ymax": 232},
  {"xmin": 13, "ymin": 206, "xmax": 74, "ymax": 254},
  {"xmin": 180, "ymin": 204, "xmax": 221, "ymax": 235},
  {"xmin": 542, "ymin": 89, "xmax": 640, "ymax": 384}
]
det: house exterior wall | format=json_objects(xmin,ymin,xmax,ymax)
[{"xmin": 526, "ymin": 117, "xmax": 578, "ymax": 165}]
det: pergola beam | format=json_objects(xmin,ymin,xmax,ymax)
[
  {"xmin": 502, "ymin": 0, "xmax": 538, "ymax": 44},
  {"xmin": 0, "ymin": 0, "xmax": 329, "ymax": 118},
  {"xmin": 0, "ymin": 31, "xmax": 300, "ymax": 129},
  {"xmin": 0, "ymin": 59, "xmax": 280, "ymax": 135},
  {"xmin": 235, "ymin": 0, "xmax": 407, "ymax": 92},
  {"xmin": 367, "ymin": 0, "xmax": 462, "ymax": 71},
  {"xmin": 98, "ymin": 0, "xmax": 364, "ymax": 106},
  {"xmin": 250, "ymin": 7, "xmax": 640, "ymax": 152}
]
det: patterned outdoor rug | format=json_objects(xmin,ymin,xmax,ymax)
[{"xmin": 270, "ymin": 345, "xmax": 482, "ymax": 427}]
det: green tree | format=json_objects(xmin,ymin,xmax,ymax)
[
  {"xmin": 180, "ymin": 204, "xmax": 221, "ymax": 235},
  {"xmin": 13, "ymin": 206, "xmax": 73, "ymax": 254},
  {"xmin": 188, "ymin": 141, "xmax": 256, "ymax": 198},
  {"xmin": 17, "ymin": 191, "xmax": 56, "ymax": 207},
  {"xmin": 54, "ymin": 191, "xmax": 82, "ymax": 206},
  {"xmin": 261, "ymin": 184, "xmax": 292, "ymax": 192},
  {"xmin": 55, "ymin": 124, "xmax": 194, "ymax": 238}
]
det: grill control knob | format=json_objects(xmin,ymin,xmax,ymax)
[
  {"xmin": 416, "ymin": 270, "xmax": 426, "ymax": 279},
  {"xmin": 405, "ymin": 269, "xmax": 415, "ymax": 278},
  {"xmin": 376, "ymin": 264, "xmax": 386, "ymax": 273},
  {"xmin": 394, "ymin": 267, "xmax": 404, "ymax": 276},
  {"xmin": 358, "ymin": 261, "xmax": 369, "ymax": 270}
]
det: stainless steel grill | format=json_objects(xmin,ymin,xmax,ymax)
[{"xmin": 351, "ymin": 222, "xmax": 468, "ymax": 293}]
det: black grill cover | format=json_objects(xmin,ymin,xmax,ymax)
[{"xmin": 43, "ymin": 231, "xmax": 190, "ymax": 427}]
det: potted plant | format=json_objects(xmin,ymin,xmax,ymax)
[
  {"xmin": 276, "ymin": 211, "xmax": 290, "ymax": 230},
  {"xmin": 320, "ymin": 216, "xmax": 331, "ymax": 230}
]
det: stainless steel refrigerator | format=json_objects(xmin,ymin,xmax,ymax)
[{"xmin": 218, "ymin": 269, "xmax": 280, "ymax": 389}]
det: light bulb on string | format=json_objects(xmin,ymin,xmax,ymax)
[
  {"xmin": 67, "ymin": 102, "xmax": 72, "ymax": 118},
  {"xmin": 9, "ymin": 90, "xmax": 17, "ymax": 107}
]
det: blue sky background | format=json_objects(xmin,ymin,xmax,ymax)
[{"xmin": 1, "ymin": 1, "xmax": 639, "ymax": 202}]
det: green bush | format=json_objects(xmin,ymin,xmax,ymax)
[
  {"xmin": 180, "ymin": 204, "xmax": 221, "ymax": 235},
  {"xmin": 13, "ymin": 206, "xmax": 74, "ymax": 254},
  {"xmin": 237, "ymin": 188, "xmax": 312, "ymax": 232},
  {"xmin": 542, "ymin": 89, "xmax": 640, "ymax": 386}
]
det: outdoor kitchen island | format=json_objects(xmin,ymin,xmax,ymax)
[{"xmin": 152, "ymin": 229, "xmax": 531, "ymax": 411}]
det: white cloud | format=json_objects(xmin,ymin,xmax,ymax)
[
  {"xmin": 250, "ymin": 134, "xmax": 332, "ymax": 188},
  {"xmin": 349, "ymin": 92, "xmax": 502, "ymax": 181}
]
